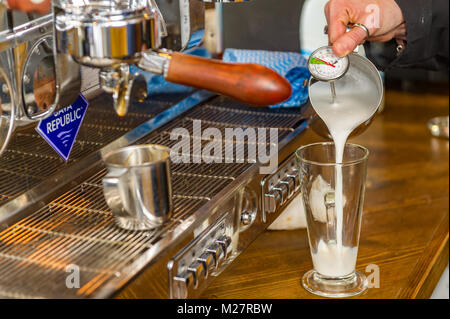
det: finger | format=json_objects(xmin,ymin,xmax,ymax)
[
  {"xmin": 327, "ymin": 1, "xmax": 350, "ymax": 44},
  {"xmin": 324, "ymin": 2, "xmax": 332, "ymax": 45},
  {"xmin": 332, "ymin": 26, "xmax": 367, "ymax": 57},
  {"xmin": 324, "ymin": 2, "xmax": 331, "ymax": 24}
]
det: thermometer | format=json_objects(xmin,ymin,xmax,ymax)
[{"xmin": 308, "ymin": 46, "xmax": 350, "ymax": 101}]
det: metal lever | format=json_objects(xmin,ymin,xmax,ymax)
[
  {"xmin": 187, "ymin": 260, "xmax": 206, "ymax": 289},
  {"xmin": 264, "ymin": 189, "xmax": 282, "ymax": 214},
  {"xmin": 286, "ymin": 170, "xmax": 301, "ymax": 192},
  {"xmin": 205, "ymin": 243, "xmax": 224, "ymax": 269},
  {"xmin": 197, "ymin": 252, "xmax": 215, "ymax": 279},
  {"xmin": 272, "ymin": 183, "xmax": 288, "ymax": 205},
  {"xmin": 280, "ymin": 177, "xmax": 295, "ymax": 199},
  {"xmin": 173, "ymin": 271, "xmax": 195, "ymax": 299},
  {"xmin": 216, "ymin": 235, "xmax": 232, "ymax": 259}
]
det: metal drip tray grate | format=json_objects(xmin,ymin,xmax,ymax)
[
  {"xmin": 0, "ymin": 95, "xmax": 305, "ymax": 298},
  {"xmin": 0, "ymin": 94, "xmax": 183, "ymax": 205}
]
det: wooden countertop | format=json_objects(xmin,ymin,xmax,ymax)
[{"xmin": 201, "ymin": 87, "xmax": 449, "ymax": 299}]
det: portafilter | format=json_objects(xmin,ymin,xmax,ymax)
[{"xmin": 53, "ymin": 0, "xmax": 292, "ymax": 117}]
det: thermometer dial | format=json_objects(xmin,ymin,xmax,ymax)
[{"xmin": 308, "ymin": 46, "xmax": 349, "ymax": 81}]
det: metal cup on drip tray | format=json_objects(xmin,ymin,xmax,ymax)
[{"xmin": 102, "ymin": 144, "xmax": 173, "ymax": 230}]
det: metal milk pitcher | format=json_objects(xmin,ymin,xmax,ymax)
[
  {"xmin": 308, "ymin": 52, "xmax": 384, "ymax": 139},
  {"xmin": 102, "ymin": 144, "xmax": 173, "ymax": 230}
]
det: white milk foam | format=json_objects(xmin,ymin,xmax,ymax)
[
  {"xmin": 312, "ymin": 240, "xmax": 358, "ymax": 277},
  {"xmin": 309, "ymin": 77, "xmax": 377, "ymax": 277}
]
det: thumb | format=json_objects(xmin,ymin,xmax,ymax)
[{"xmin": 332, "ymin": 27, "xmax": 367, "ymax": 57}]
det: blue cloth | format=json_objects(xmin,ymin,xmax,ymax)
[
  {"xmin": 133, "ymin": 48, "xmax": 310, "ymax": 108},
  {"xmin": 222, "ymin": 49, "xmax": 310, "ymax": 108}
]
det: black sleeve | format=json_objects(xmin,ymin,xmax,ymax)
[{"xmin": 364, "ymin": 0, "xmax": 449, "ymax": 71}]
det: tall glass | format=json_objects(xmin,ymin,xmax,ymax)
[{"xmin": 296, "ymin": 142, "xmax": 369, "ymax": 298}]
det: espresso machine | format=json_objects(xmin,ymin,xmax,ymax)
[
  {"xmin": 0, "ymin": 0, "xmax": 313, "ymax": 298},
  {"xmin": 1, "ymin": 0, "xmax": 291, "ymax": 153},
  {"xmin": 52, "ymin": 0, "xmax": 292, "ymax": 117}
]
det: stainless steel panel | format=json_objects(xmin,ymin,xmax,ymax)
[{"xmin": 0, "ymin": 93, "xmax": 309, "ymax": 298}]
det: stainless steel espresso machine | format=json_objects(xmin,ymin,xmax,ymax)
[{"xmin": 0, "ymin": 0, "xmax": 313, "ymax": 298}]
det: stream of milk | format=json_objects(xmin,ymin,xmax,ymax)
[{"xmin": 309, "ymin": 78, "xmax": 377, "ymax": 277}]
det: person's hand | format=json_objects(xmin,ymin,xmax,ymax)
[
  {"xmin": 6, "ymin": 0, "xmax": 51, "ymax": 14},
  {"xmin": 325, "ymin": 0, "xmax": 406, "ymax": 56}
]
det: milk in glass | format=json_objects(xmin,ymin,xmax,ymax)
[{"xmin": 309, "ymin": 74, "xmax": 378, "ymax": 277}]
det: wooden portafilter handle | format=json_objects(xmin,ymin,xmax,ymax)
[
  {"xmin": 6, "ymin": 0, "xmax": 51, "ymax": 14},
  {"xmin": 165, "ymin": 52, "xmax": 292, "ymax": 106}
]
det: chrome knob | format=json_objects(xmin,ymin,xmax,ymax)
[
  {"xmin": 280, "ymin": 177, "xmax": 295, "ymax": 198},
  {"xmin": 205, "ymin": 243, "xmax": 224, "ymax": 269},
  {"xmin": 286, "ymin": 169, "xmax": 301, "ymax": 192},
  {"xmin": 197, "ymin": 252, "xmax": 215, "ymax": 279},
  {"xmin": 187, "ymin": 260, "xmax": 206, "ymax": 288},
  {"xmin": 273, "ymin": 183, "xmax": 288, "ymax": 204},
  {"xmin": 264, "ymin": 189, "xmax": 282, "ymax": 214},
  {"xmin": 173, "ymin": 271, "xmax": 195, "ymax": 299},
  {"xmin": 216, "ymin": 235, "xmax": 232, "ymax": 259},
  {"xmin": 240, "ymin": 210, "xmax": 257, "ymax": 232},
  {"xmin": 241, "ymin": 211, "xmax": 253, "ymax": 226}
]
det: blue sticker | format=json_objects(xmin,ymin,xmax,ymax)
[{"xmin": 36, "ymin": 94, "xmax": 89, "ymax": 161}]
